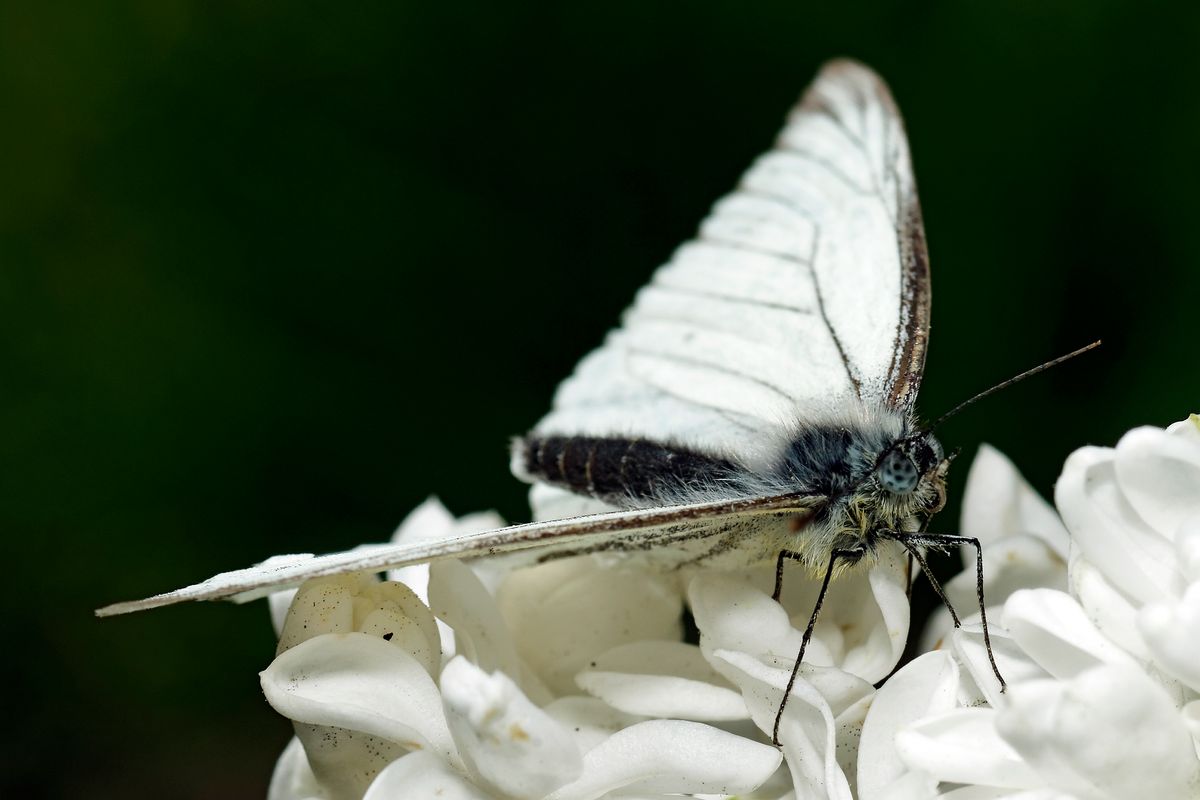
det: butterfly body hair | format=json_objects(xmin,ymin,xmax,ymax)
[{"xmin": 513, "ymin": 399, "xmax": 946, "ymax": 573}]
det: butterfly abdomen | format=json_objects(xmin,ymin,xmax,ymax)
[{"xmin": 513, "ymin": 434, "xmax": 741, "ymax": 506}]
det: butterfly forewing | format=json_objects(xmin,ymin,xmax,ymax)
[
  {"xmin": 531, "ymin": 59, "xmax": 930, "ymax": 465},
  {"xmin": 98, "ymin": 60, "xmax": 930, "ymax": 617}
]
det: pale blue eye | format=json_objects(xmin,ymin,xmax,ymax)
[{"xmin": 879, "ymin": 450, "xmax": 919, "ymax": 493}]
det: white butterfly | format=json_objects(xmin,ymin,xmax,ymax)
[{"xmin": 99, "ymin": 62, "xmax": 978, "ymax": 706}]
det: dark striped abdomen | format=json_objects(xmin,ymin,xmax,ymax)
[{"xmin": 513, "ymin": 434, "xmax": 740, "ymax": 506}]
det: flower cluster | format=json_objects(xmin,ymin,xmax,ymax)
[
  {"xmin": 873, "ymin": 416, "xmax": 1200, "ymax": 799},
  {"xmin": 261, "ymin": 417, "xmax": 1200, "ymax": 800}
]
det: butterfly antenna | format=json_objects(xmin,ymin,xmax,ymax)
[{"xmin": 926, "ymin": 340, "xmax": 1101, "ymax": 434}]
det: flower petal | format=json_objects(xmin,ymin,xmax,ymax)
[
  {"xmin": 277, "ymin": 574, "xmax": 374, "ymax": 653},
  {"xmin": 387, "ymin": 499, "xmax": 505, "ymax": 658},
  {"xmin": 834, "ymin": 691, "xmax": 874, "ymax": 800},
  {"xmin": 267, "ymin": 737, "xmax": 323, "ymax": 800},
  {"xmin": 1167, "ymin": 414, "xmax": 1200, "ymax": 443},
  {"xmin": 759, "ymin": 547, "xmax": 910, "ymax": 682},
  {"xmin": 1182, "ymin": 700, "xmax": 1200, "ymax": 756},
  {"xmin": 260, "ymin": 632, "xmax": 459, "ymax": 766},
  {"xmin": 1002, "ymin": 589, "xmax": 1136, "ymax": 678},
  {"xmin": 951, "ymin": 626, "xmax": 1048, "ymax": 707},
  {"xmin": 385, "ymin": 499, "xmax": 456, "ymax": 618},
  {"xmin": 288, "ymin": 723, "xmax": 407, "ymax": 800},
  {"xmin": 1055, "ymin": 446, "xmax": 1179, "ymax": 605},
  {"xmin": 689, "ymin": 565, "xmax": 906, "ymax": 686},
  {"xmin": 575, "ymin": 640, "xmax": 747, "ymax": 721},
  {"xmin": 1067, "ymin": 553, "xmax": 1148, "ymax": 660},
  {"xmin": 497, "ymin": 557, "xmax": 683, "ymax": 696},
  {"xmin": 858, "ymin": 548, "xmax": 912, "ymax": 681},
  {"xmin": 997, "ymin": 665, "xmax": 1200, "ymax": 800},
  {"xmin": 1139, "ymin": 580, "xmax": 1200, "ymax": 693},
  {"xmin": 921, "ymin": 534, "xmax": 1068, "ymax": 657},
  {"xmin": 544, "ymin": 718, "xmax": 781, "ymax": 800},
  {"xmin": 429, "ymin": 560, "xmax": 522, "ymax": 680},
  {"xmin": 270, "ymin": 588, "xmax": 299, "ymax": 639},
  {"xmin": 858, "ymin": 651, "xmax": 960, "ymax": 800},
  {"xmin": 276, "ymin": 576, "xmax": 443, "ymax": 676},
  {"xmin": 689, "ymin": 572, "xmax": 810, "ymax": 674},
  {"xmin": 896, "ymin": 708, "xmax": 1039, "ymax": 790},
  {"xmin": 952, "ymin": 533, "xmax": 1068, "ymax": 610},
  {"xmin": 710, "ymin": 648, "xmax": 859, "ymax": 800},
  {"xmin": 1177, "ymin": 519, "xmax": 1200, "ymax": 585},
  {"xmin": 938, "ymin": 788, "xmax": 1077, "ymax": 800},
  {"xmin": 1113, "ymin": 426, "xmax": 1200, "ymax": 543},
  {"xmin": 961, "ymin": 444, "xmax": 1069, "ymax": 558},
  {"xmin": 440, "ymin": 656, "xmax": 582, "ymax": 798},
  {"xmin": 354, "ymin": 581, "xmax": 442, "ymax": 675},
  {"xmin": 362, "ymin": 751, "xmax": 490, "ymax": 800},
  {"xmin": 543, "ymin": 696, "xmax": 647, "ymax": 755}
]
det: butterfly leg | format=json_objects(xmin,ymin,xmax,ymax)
[
  {"xmin": 772, "ymin": 549, "xmax": 805, "ymax": 602},
  {"xmin": 772, "ymin": 547, "xmax": 863, "ymax": 747},
  {"xmin": 894, "ymin": 537, "xmax": 961, "ymax": 627},
  {"xmin": 888, "ymin": 533, "xmax": 1006, "ymax": 693}
]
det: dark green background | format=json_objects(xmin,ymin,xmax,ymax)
[{"xmin": 3, "ymin": 2, "xmax": 1196, "ymax": 797}]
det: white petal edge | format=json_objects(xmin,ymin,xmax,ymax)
[
  {"xmin": 1055, "ymin": 446, "xmax": 1177, "ymax": 605},
  {"xmin": 1139, "ymin": 580, "xmax": 1200, "ymax": 694},
  {"xmin": 896, "ymin": 708, "xmax": 1040, "ymax": 790},
  {"xmin": 441, "ymin": 656, "xmax": 582, "ymax": 798},
  {"xmin": 429, "ymin": 560, "xmax": 523, "ymax": 680},
  {"xmin": 544, "ymin": 718, "xmax": 781, "ymax": 800},
  {"xmin": 711, "ymin": 647, "xmax": 860, "ymax": 800},
  {"xmin": 961, "ymin": 444, "xmax": 1068, "ymax": 560},
  {"xmin": 997, "ymin": 665, "xmax": 1200, "ymax": 800},
  {"xmin": 1002, "ymin": 589, "xmax": 1137, "ymax": 678},
  {"xmin": 857, "ymin": 650, "xmax": 960, "ymax": 800},
  {"xmin": 267, "ymin": 736, "xmax": 323, "ymax": 800},
  {"xmin": 362, "ymin": 750, "xmax": 490, "ymax": 800},
  {"xmin": 1113, "ymin": 426, "xmax": 1200, "ymax": 542},
  {"xmin": 497, "ymin": 557, "xmax": 683, "ymax": 697},
  {"xmin": 576, "ymin": 640, "xmax": 747, "ymax": 721},
  {"xmin": 260, "ymin": 632, "xmax": 460, "ymax": 767}
]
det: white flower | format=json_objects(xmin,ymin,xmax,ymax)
[
  {"xmin": 868, "ymin": 415, "xmax": 1200, "ymax": 800},
  {"xmin": 259, "ymin": 480, "xmax": 917, "ymax": 800},
  {"xmin": 263, "ymin": 499, "xmax": 796, "ymax": 800},
  {"xmin": 249, "ymin": 415, "xmax": 1200, "ymax": 799},
  {"xmin": 919, "ymin": 443, "xmax": 1070, "ymax": 653}
]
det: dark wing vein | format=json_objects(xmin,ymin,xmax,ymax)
[
  {"xmin": 651, "ymin": 282, "xmax": 815, "ymax": 317},
  {"xmin": 625, "ymin": 345, "xmax": 798, "ymax": 406}
]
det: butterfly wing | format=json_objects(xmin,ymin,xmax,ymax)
[
  {"xmin": 531, "ymin": 59, "xmax": 930, "ymax": 463},
  {"xmin": 95, "ymin": 494, "xmax": 818, "ymax": 616},
  {"xmin": 97, "ymin": 61, "xmax": 927, "ymax": 617}
]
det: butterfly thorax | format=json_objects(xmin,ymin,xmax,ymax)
[{"xmin": 763, "ymin": 420, "xmax": 946, "ymax": 570}]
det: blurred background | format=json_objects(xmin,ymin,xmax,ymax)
[{"xmin": 3, "ymin": 1, "xmax": 1196, "ymax": 797}]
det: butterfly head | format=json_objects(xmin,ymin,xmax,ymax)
[{"xmin": 876, "ymin": 432, "xmax": 947, "ymax": 505}]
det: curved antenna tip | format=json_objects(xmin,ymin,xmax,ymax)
[{"xmin": 928, "ymin": 340, "xmax": 1102, "ymax": 433}]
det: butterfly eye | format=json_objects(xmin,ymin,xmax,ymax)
[{"xmin": 878, "ymin": 449, "xmax": 920, "ymax": 494}]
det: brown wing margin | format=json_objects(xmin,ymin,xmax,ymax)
[
  {"xmin": 805, "ymin": 60, "xmax": 931, "ymax": 412},
  {"xmin": 95, "ymin": 492, "xmax": 825, "ymax": 617},
  {"xmin": 890, "ymin": 193, "xmax": 931, "ymax": 411}
]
